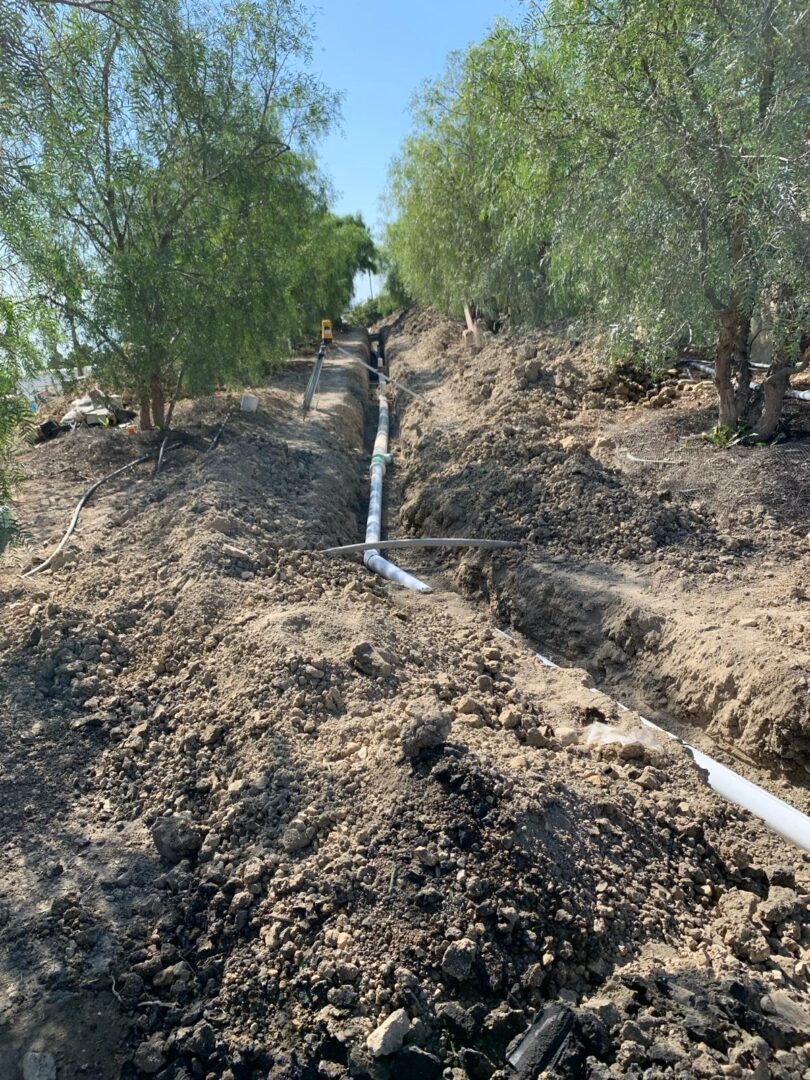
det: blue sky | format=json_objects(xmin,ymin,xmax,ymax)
[{"xmin": 309, "ymin": 0, "xmax": 526, "ymax": 300}]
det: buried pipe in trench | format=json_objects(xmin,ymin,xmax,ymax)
[
  {"xmin": 498, "ymin": 630, "xmax": 810, "ymax": 852},
  {"xmin": 363, "ymin": 377, "xmax": 431, "ymax": 593},
  {"xmin": 677, "ymin": 357, "xmax": 810, "ymax": 402}
]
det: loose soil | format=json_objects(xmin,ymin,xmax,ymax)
[
  {"xmin": 384, "ymin": 309, "xmax": 810, "ymax": 811},
  {"xmin": 0, "ymin": 330, "xmax": 808, "ymax": 1080}
]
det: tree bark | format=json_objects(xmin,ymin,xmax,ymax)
[
  {"xmin": 139, "ymin": 391, "xmax": 152, "ymax": 431},
  {"xmin": 714, "ymin": 215, "xmax": 752, "ymax": 430},
  {"xmin": 715, "ymin": 309, "xmax": 740, "ymax": 428},
  {"xmin": 733, "ymin": 312, "xmax": 752, "ymax": 418},
  {"xmin": 752, "ymin": 368, "xmax": 789, "ymax": 441},
  {"xmin": 150, "ymin": 373, "xmax": 165, "ymax": 429}
]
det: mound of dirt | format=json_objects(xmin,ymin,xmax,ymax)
[
  {"xmin": 0, "ymin": 336, "xmax": 808, "ymax": 1079},
  {"xmin": 383, "ymin": 309, "xmax": 810, "ymax": 793}
]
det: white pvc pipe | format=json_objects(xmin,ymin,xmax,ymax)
[
  {"xmin": 363, "ymin": 380, "xmax": 432, "ymax": 593},
  {"xmin": 679, "ymin": 358, "xmax": 810, "ymax": 402},
  {"xmin": 495, "ymin": 630, "xmax": 810, "ymax": 852}
]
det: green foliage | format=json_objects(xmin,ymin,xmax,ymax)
[
  {"xmin": 0, "ymin": 0, "xmax": 370, "ymax": 431},
  {"xmin": 0, "ymin": 294, "xmax": 48, "ymax": 549},
  {"xmin": 387, "ymin": 0, "xmax": 809, "ymax": 433},
  {"xmin": 296, "ymin": 212, "xmax": 379, "ymax": 330},
  {"xmin": 348, "ymin": 293, "xmax": 400, "ymax": 328},
  {"xmin": 705, "ymin": 424, "xmax": 751, "ymax": 448}
]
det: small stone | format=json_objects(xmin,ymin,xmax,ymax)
[
  {"xmin": 132, "ymin": 1039, "xmax": 165, "ymax": 1074},
  {"xmin": 442, "ymin": 938, "xmax": 476, "ymax": 981},
  {"xmin": 525, "ymin": 729, "xmax": 550, "ymax": 749},
  {"xmin": 242, "ymin": 858, "xmax": 265, "ymax": 885},
  {"xmin": 327, "ymin": 984, "xmax": 358, "ymax": 1009},
  {"xmin": 352, "ymin": 642, "xmax": 393, "ymax": 678},
  {"xmin": 617, "ymin": 740, "xmax": 647, "ymax": 761},
  {"xmin": 400, "ymin": 694, "xmax": 451, "ymax": 758},
  {"xmin": 116, "ymin": 972, "xmax": 144, "ymax": 1004},
  {"xmin": 186, "ymin": 1022, "xmax": 216, "ymax": 1059},
  {"xmin": 414, "ymin": 847, "xmax": 438, "ymax": 868},
  {"xmin": 280, "ymin": 817, "xmax": 316, "ymax": 853},
  {"xmin": 758, "ymin": 886, "xmax": 803, "ymax": 927},
  {"xmin": 209, "ymin": 515, "xmax": 232, "ymax": 535},
  {"xmin": 367, "ymin": 1008, "xmax": 411, "ymax": 1058},
  {"xmin": 324, "ymin": 686, "xmax": 344, "ymax": 712},
  {"xmin": 151, "ymin": 815, "xmax": 203, "ymax": 864},
  {"xmin": 620, "ymin": 1020, "xmax": 651, "ymax": 1047},
  {"xmin": 201, "ymin": 723, "xmax": 224, "ymax": 747},
  {"xmin": 586, "ymin": 997, "xmax": 620, "ymax": 1028},
  {"xmin": 390, "ymin": 1046, "xmax": 443, "ymax": 1079},
  {"xmin": 22, "ymin": 1052, "xmax": 56, "ymax": 1080},
  {"xmin": 436, "ymin": 1001, "xmax": 475, "ymax": 1040},
  {"xmin": 499, "ymin": 706, "xmax": 521, "ymax": 730}
]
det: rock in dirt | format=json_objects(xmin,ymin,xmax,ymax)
[
  {"xmin": 758, "ymin": 885, "xmax": 804, "ymax": 926},
  {"xmin": 280, "ymin": 816, "xmax": 316, "ymax": 853},
  {"xmin": 22, "ymin": 1052, "xmax": 56, "ymax": 1080},
  {"xmin": 352, "ymin": 641, "xmax": 394, "ymax": 678},
  {"xmin": 442, "ymin": 937, "xmax": 477, "ymax": 980},
  {"xmin": 367, "ymin": 1008, "xmax": 411, "ymax": 1057},
  {"xmin": 390, "ymin": 1046, "xmax": 443, "ymax": 1079},
  {"xmin": 399, "ymin": 694, "xmax": 452, "ymax": 758},
  {"xmin": 132, "ymin": 1038, "xmax": 166, "ymax": 1074},
  {"xmin": 151, "ymin": 814, "xmax": 203, "ymax": 864},
  {"xmin": 505, "ymin": 1005, "xmax": 577, "ymax": 1077},
  {"xmin": 185, "ymin": 1021, "xmax": 216, "ymax": 1059}
]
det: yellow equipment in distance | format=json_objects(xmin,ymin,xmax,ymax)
[{"xmin": 321, "ymin": 319, "xmax": 333, "ymax": 343}]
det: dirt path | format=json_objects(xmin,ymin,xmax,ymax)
[{"xmin": 0, "ymin": 333, "xmax": 808, "ymax": 1079}]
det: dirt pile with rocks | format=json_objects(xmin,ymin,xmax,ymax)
[
  {"xmin": 0, "ymin": 337, "xmax": 809, "ymax": 1079},
  {"xmin": 384, "ymin": 309, "xmax": 810, "ymax": 797}
]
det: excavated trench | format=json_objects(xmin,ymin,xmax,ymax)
[
  {"xmin": 1, "ymin": 330, "xmax": 810, "ymax": 1078},
  {"xmin": 376, "ymin": 314, "xmax": 810, "ymax": 818}
]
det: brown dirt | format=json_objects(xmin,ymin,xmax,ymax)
[
  {"xmin": 385, "ymin": 309, "xmax": 810, "ymax": 810},
  {"xmin": 0, "ymin": 331, "xmax": 808, "ymax": 1079}
]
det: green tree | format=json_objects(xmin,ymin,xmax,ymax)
[
  {"xmin": 294, "ymin": 211, "xmax": 378, "ymax": 329},
  {"xmin": 2, "ymin": 0, "xmax": 336, "ymax": 427},
  {"xmin": 0, "ymin": 294, "xmax": 47, "ymax": 546},
  {"xmin": 387, "ymin": 30, "xmax": 563, "ymax": 323},
  {"xmin": 388, "ymin": 1, "xmax": 810, "ymax": 438},
  {"xmin": 533, "ymin": 0, "xmax": 809, "ymax": 439}
]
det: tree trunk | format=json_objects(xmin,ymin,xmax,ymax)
[
  {"xmin": 715, "ymin": 305, "xmax": 754, "ymax": 430},
  {"xmin": 715, "ymin": 309, "xmax": 740, "ymax": 428},
  {"xmin": 752, "ymin": 369, "xmax": 789, "ymax": 442},
  {"xmin": 733, "ymin": 312, "xmax": 752, "ymax": 418},
  {"xmin": 139, "ymin": 391, "xmax": 152, "ymax": 431},
  {"xmin": 714, "ymin": 214, "xmax": 753, "ymax": 430},
  {"xmin": 150, "ymin": 373, "xmax": 166, "ymax": 429}
]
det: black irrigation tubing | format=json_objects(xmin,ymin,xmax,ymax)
[
  {"xmin": 676, "ymin": 357, "xmax": 810, "ymax": 402},
  {"xmin": 320, "ymin": 538, "xmax": 520, "ymax": 557},
  {"xmin": 23, "ymin": 408, "xmax": 232, "ymax": 579},
  {"xmin": 22, "ymin": 453, "xmax": 153, "ymax": 577},
  {"xmin": 207, "ymin": 408, "xmax": 233, "ymax": 452}
]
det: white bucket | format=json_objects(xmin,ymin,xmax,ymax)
[{"xmin": 240, "ymin": 393, "xmax": 258, "ymax": 413}]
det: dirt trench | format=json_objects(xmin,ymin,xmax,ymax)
[
  {"xmin": 0, "ymin": 331, "xmax": 808, "ymax": 1079},
  {"xmin": 380, "ymin": 309, "xmax": 810, "ymax": 812}
]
